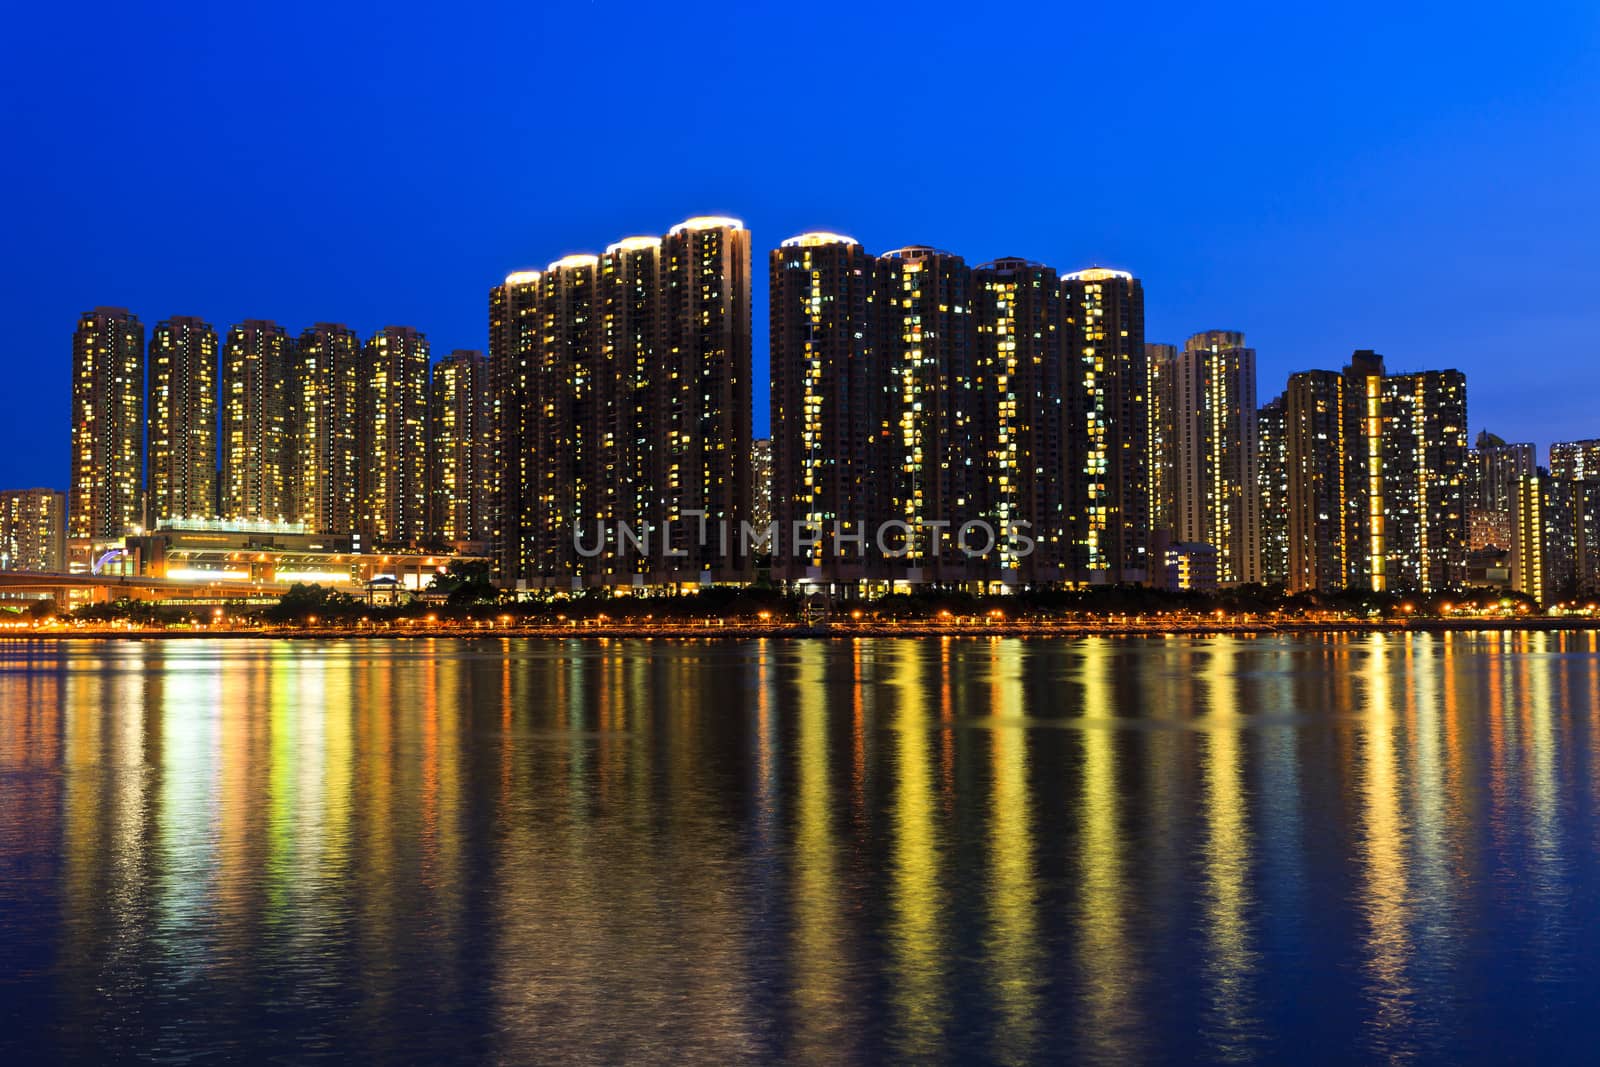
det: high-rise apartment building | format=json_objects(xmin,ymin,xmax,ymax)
[
  {"xmin": 877, "ymin": 246, "xmax": 976, "ymax": 582},
  {"xmin": 1467, "ymin": 431, "xmax": 1533, "ymax": 552},
  {"xmin": 221, "ymin": 319, "xmax": 290, "ymax": 522},
  {"xmin": 494, "ymin": 216, "xmax": 753, "ymax": 590},
  {"xmin": 1146, "ymin": 342, "xmax": 1178, "ymax": 537},
  {"xmin": 489, "ymin": 272, "xmax": 542, "ymax": 581},
  {"xmin": 428, "ymin": 349, "xmax": 492, "ymax": 543},
  {"xmin": 146, "ymin": 316, "xmax": 219, "ymax": 525},
  {"xmin": 528, "ymin": 254, "xmax": 602, "ymax": 583},
  {"xmin": 765, "ymin": 238, "xmax": 1152, "ymax": 591},
  {"xmin": 769, "ymin": 234, "xmax": 878, "ymax": 583},
  {"xmin": 1579, "ymin": 481, "xmax": 1600, "ymax": 596},
  {"xmin": 1341, "ymin": 350, "xmax": 1389, "ymax": 591},
  {"xmin": 601, "ymin": 236, "xmax": 664, "ymax": 578},
  {"xmin": 975, "ymin": 258, "xmax": 1064, "ymax": 582},
  {"xmin": 1173, "ymin": 330, "xmax": 1260, "ymax": 585},
  {"xmin": 1511, "ymin": 472, "xmax": 1576, "ymax": 606},
  {"xmin": 1473, "ymin": 432, "xmax": 1535, "ymax": 513},
  {"xmin": 359, "ymin": 326, "xmax": 430, "ymax": 545},
  {"xmin": 1061, "ymin": 268, "xmax": 1147, "ymax": 583},
  {"xmin": 287, "ymin": 323, "xmax": 361, "ymax": 535},
  {"xmin": 1, "ymin": 489, "xmax": 66, "ymax": 572},
  {"xmin": 1257, "ymin": 393, "xmax": 1289, "ymax": 586},
  {"xmin": 750, "ymin": 437, "xmax": 773, "ymax": 538},
  {"xmin": 1283, "ymin": 370, "xmax": 1350, "ymax": 593},
  {"xmin": 1379, "ymin": 368, "xmax": 1469, "ymax": 590},
  {"xmin": 1280, "ymin": 350, "xmax": 1469, "ymax": 593},
  {"xmin": 1550, "ymin": 440, "xmax": 1600, "ymax": 483},
  {"xmin": 69, "ymin": 308, "xmax": 145, "ymax": 556},
  {"xmin": 659, "ymin": 218, "xmax": 752, "ymax": 582}
]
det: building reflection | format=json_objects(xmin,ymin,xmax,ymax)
[
  {"xmin": 887, "ymin": 641, "xmax": 947, "ymax": 1058},
  {"xmin": 983, "ymin": 639, "xmax": 1040, "ymax": 1063},
  {"xmin": 1353, "ymin": 634, "xmax": 1417, "ymax": 1057},
  {"xmin": 786, "ymin": 640, "xmax": 856, "ymax": 1057},
  {"xmin": 1073, "ymin": 638, "xmax": 1143, "ymax": 1062},
  {"xmin": 5, "ymin": 629, "xmax": 1598, "ymax": 1063},
  {"xmin": 489, "ymin": 640, "xmax": 760, "ymax": 1061},
  {"xmin": 1197, "ymin": 637, "xmax": 1262, "ymax": 1061}
]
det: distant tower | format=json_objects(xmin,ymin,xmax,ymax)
[
  {"xmin": 1174, "ymin": 330, "xmax": 1260, "ymax": 585},
  {"xmin": 1257, "ymin": 393, "xmax": 1289, "ymax": 586},
  {"xmin": 491, "ymin": 216, "xmax": 753, "ymax": 590},
  {"xmin": 287, "ymin": 323, "xmax": 361, "ymax": 535},
  {"xmin": 360, "ymin": 326, "xmax": 431, "ymax": 545},
  {"xmin": 1284, "ymin": 370, "xmax": 1349, "ymax": 592},
  {"xmin": 600, "ymin": 235, "xmax": 665, "ymax": 583},
  {"xmin": 659, "ymin": 217, "xmax": 753, "ymax": 583},
  {"xmin": 1379, "ymin": 367, "xmax": 1469, "ymax": 590},
  {"xmin": 877, "ymin": 245, "xmax": 974, "ymax": 582},
  {"xmin": 531, "ymin": 254, "xmax": 602, "ymax": 582},
  {"xmin": 0, "ymin": 489, "xmax": 67, "ymax": 572},
  {"xmin": 769, "ymin": 233, "xmax": 877, "ymax": 585},
  {"xmin": 146, "ymin": 316, "xmax": 219, "ymax": 525},
  {"xmin": 489, "ymin": 271, "xmax": 542, "ymax": 581},
  {"xmin": 428, "ymin": 349, "xmax": 492, "ymax": 543},
  {"xmin": 69, "ymin": 307, "xmax": 145, "ymax": 555},
  {"xmin": 1549, "ymin": 439, "xmax": 1600, "ymax": 483},
  {"xmin": 750, "ymin": 437, "xmax": 773, "ymax": 537},
  {"xmin": 1145, "ymin": 342, "xmax": 1178, "ymax": 537},
  {"xmin": 1061, "ymin": 268, "xmax": 1148, "ymax": 583},
  {"xmin": 222, "ymin": 320, "xmax": 291, "ymax": 522},
  {"xmin": 974, "ymin": 257, "xmax": 1064, "ymax": 583}
]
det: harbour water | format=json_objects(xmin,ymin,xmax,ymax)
[{"xmin": 2, "ymin": 632, "xmax": 1599, "ymax": 1063}]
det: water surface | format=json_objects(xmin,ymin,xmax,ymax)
[{"xmin": 2, "ymin": 632, "xmax": 1599, "ymax": 1063}]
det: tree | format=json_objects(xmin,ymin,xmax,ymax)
[
  {"xmin": 264, "ymin": 583, "xmax": 359, "ymax": 622},
  {"xmin": 427, "ymin": 560, "xmax": 498, "ymax": 605}
]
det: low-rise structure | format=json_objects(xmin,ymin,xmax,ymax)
[{"xmin": 123, "ymin": 519, "xmax": 489, "ymax": 598}]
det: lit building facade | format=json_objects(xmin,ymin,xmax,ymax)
[
  {"xmin": 1550, "ymin": 439, "xmax": 1600, "ymax": 483},
  {"xmin": 1579, "ymin": 481, "xmax": 1600, "ymax": 596},
  {"xmin": 221, "ymin": 319, "xmax": 290, "ymax": 522},
  {"xmin": 1145, "ymin": 342, "xmax": 1178, "ymax": 537},
  {"xmin": 493, "ymin": 217, "xmax": 753, "ymax": 590},
  {"xmin": 1511, "ymin": 472, "xmax": 1576, "ymax": 606},
  {"xmin": 146, "ymin": 316, "xmax": 219, "ymax": 525},
  {"xmin": 659, "ymin": 218, "xmax": 753, "ymax": 583},
  {"xmin": 1, "ymin": 489, "xmax": 66, "ymax": 572},
  {"xmin": 1379, "ymin": 368, "xmax": 1469, "ymax": 591},
  {"xmin": 123, "ymin": 518, "xmax": 489, "ymax": 595},
  {"xmin": 359, "ymin": 326, "xmax": 431, "ymax": 545},
  {"xmin": 287, "ymin": 323, "xmax": 362, "ymax": 536},
  {"xmin": 877, "ymin": 246, "xmax": 976, "ymax": 582},
  {"xmin": 1154, "ymin": 539, "xmax": 1219, "ymax": 593},
  {"xmin": 1340, "ymin": 350, "xmax": 1389, "ymax": 591},
  {"xmin": 1473, "ymin": 432, "xmax": 1534, "ymax": 513},
  {"xmin": 530, "ymin": 255, "xmax": 602, "ymax": 583},
  {"xmin": 750, "ymin": 437, "xmax": 773, "ymax": 542},
  {"xmin": 1257, "ymin": 393, "xmax": 1289, "ymax": 586},
  {"xmin": 766, "ymin": 239, "xmax": 1153, "ymax": 591},
  {"xmin": 1173, "ymin": 330, "xmax": 1260, "ymax": 585},
  {"xmin": 428, "ymin": 349, "xmax": 492, "ymax": 543},
  {"xmin": 601, "ymin": 236, "xmax": 663, "ymax": 580},
  {"xmin": 1276, "ymin": 351, "xmax": 1470, "ymax": 593},
  {"xmin": 769, "ymin": 234, "xmax": 877, "ymax": 585},
  {"xmin": 69, "ymin": 307, "xmax": 145, "ymax": 558},
  {"xmin": 1283, "ymin": 370, "xmax": 1349, "ymax": 593},
  {"xmin": 1061, "ymin": 268, "xmax": 1147, "ymax": 583},
  {"xmin": 975, "ymin": 258, "xmax": 1064, "ymax": 583},
  {"xmin": 489, "ymin": 272, "xmax": 541, "ymax": 582}
]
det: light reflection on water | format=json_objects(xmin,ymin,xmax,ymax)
[{"xmin": 2, "ymin": 632, "xmax": 1600, "ymax": 1063}]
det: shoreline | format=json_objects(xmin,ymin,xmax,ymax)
[{"xmin": 3, "ymin": 618, "xmax": 1598, "ymax": 641}]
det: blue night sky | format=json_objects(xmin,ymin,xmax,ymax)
[{"xmin": 3, "ymin": 1, "xmax": 1597, "ymax": 490}]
